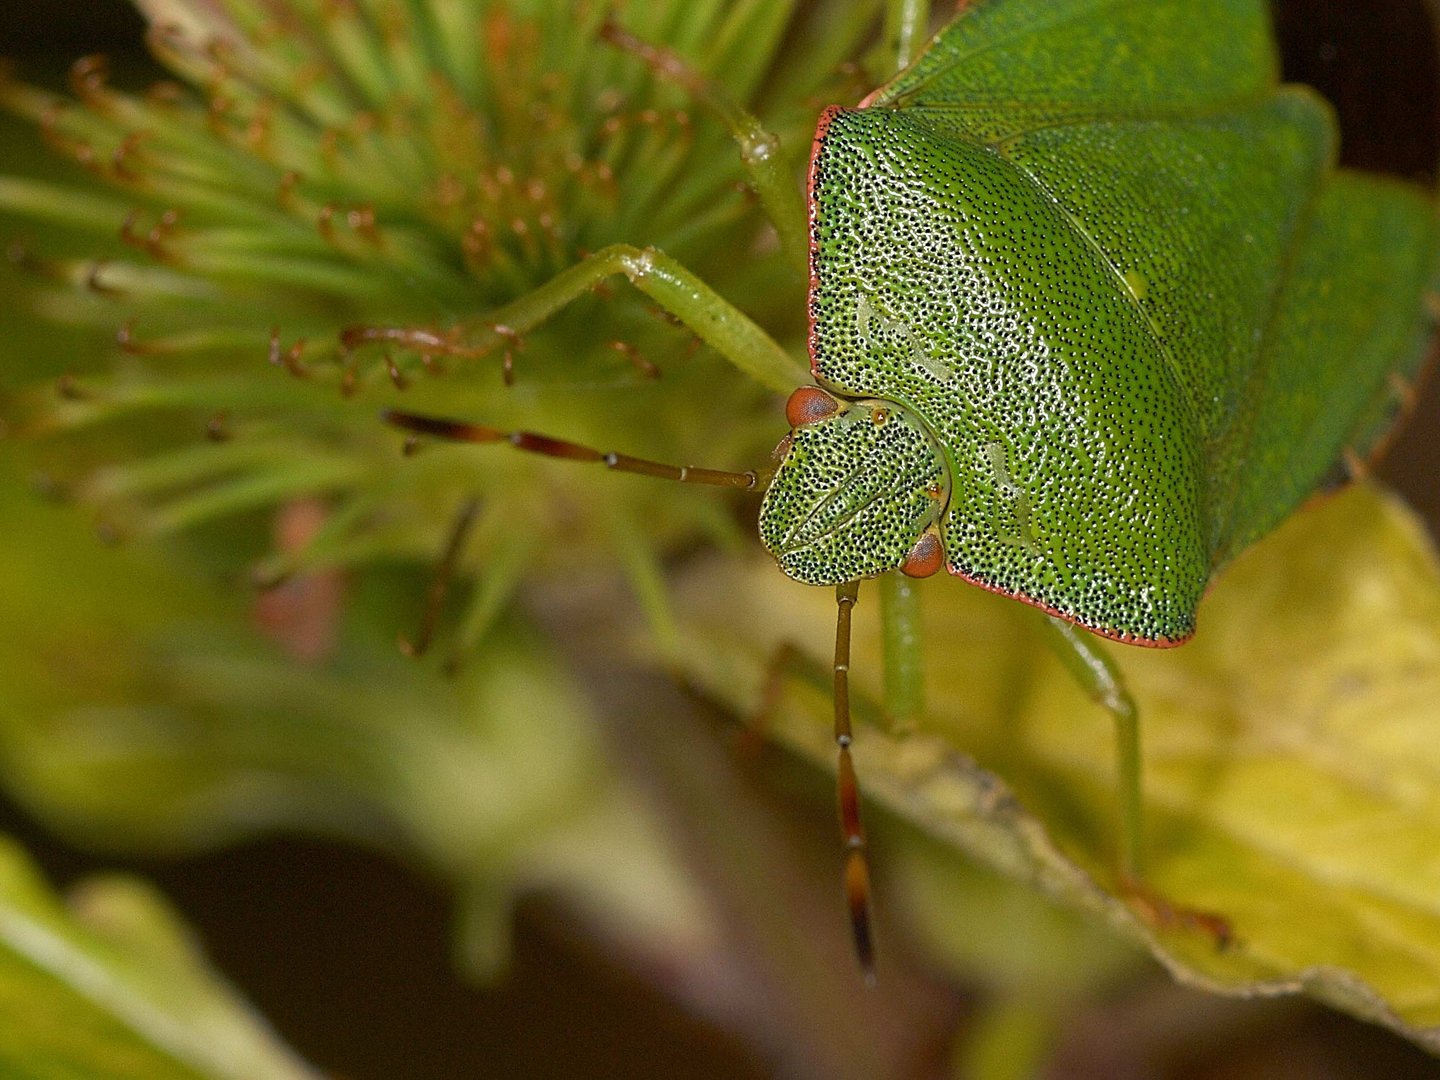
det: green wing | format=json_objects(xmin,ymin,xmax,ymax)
[
  {"xmin": 867, "ymin": 0, "xmax": 1275, "ymax": 129},
  {"xmin": 809, "ymin": 0, "xmax": 1436, "ymax": 642}
]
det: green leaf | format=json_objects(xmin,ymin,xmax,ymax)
[
  {"xmin": 0, "ymin": 837, "xmax": 318, "ymax": 1079},
  {"xmin": 673, "ymin": 482, "xmax": 1440, "ymax": 1050}
]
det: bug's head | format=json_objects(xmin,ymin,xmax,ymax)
[{"xmin": 760, "ymin": 387, "xmax": 949, "ymax": 586}]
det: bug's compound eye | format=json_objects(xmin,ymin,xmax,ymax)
[
  {"xmin": 870, "ymin": 407, "xmax": 890, "ymax": 427},
  {"xmin": 785, "ymin": 385, "xmax": 840, "ymax": 428},
  {"xmin": 900, "ymin": 529, "xmax": 944, "ymax": 578}
]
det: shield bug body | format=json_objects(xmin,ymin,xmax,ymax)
[{"xmin": 383, "ymin": 0, "xmax": 1439, "ymax": 973}]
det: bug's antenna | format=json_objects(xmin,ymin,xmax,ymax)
[
  {"xmin": 833, "ymin": 579, "xmax": 875, "ymax": 982},
  {"xmin": 400, "ymin": 495, "xmax": 481, "ymax": 659},
  {"xmin": 382, "ymin": 409, "xmax": 766, "ymax": 489}
]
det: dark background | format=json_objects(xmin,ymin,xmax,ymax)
[{"xmin": 2, "ymin": 2, "xmax": 1440, "ymax": 1078}]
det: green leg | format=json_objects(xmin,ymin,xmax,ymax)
[
  {"xmin": 1038, "ymin": 614, "xmax": 1143, "ymax": 881},
  {"xmin": 346, "ymin": 243, "xmax": 807, "ymax": 394},
  {"xmin": 600, "ymin": 23, "xmax": 808, "ymax": 271},
  {"xmin": 1040, "ymin": 613, "xmax": 1232, "ymax": 944},
  {"xmin": 877, "ymin": 571, "xmax": 924, "ymax": 732},
  {"xmin": 883, "ymin": 0, "xmax": 933, "ymax": 75}
]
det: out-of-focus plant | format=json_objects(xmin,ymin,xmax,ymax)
[
  {"xmin": 1, "ymin": 0, "xmax": 844, "ymax": 590},
  {"xmin": 5, "ymin": 2, "xmax": 1440, "ymax": 1078},
  {"xmin": 0, "ymin": 0, "xmax": 863, "ymax": 881},
  {"xmin": 0, "ymin": 3, "xmax": 970, "ymax": 1076}
]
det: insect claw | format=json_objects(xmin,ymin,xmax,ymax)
[
  {"xmin": 608, "ymin": 339, "xmax": 659, "ymax": 379},
  {"xmin": 83, "ymin": 260, "xmax": 118, "ymax": 295},
  {"xmin": 1119, "ymin": 874, "xmax": 1234, "ymax": 950},
  {"xmin": 56, "ymin": 373, "xmax": 88, "ymax": 400},
  {"xmin": 267, "ymin": 329, "xmax": 311, "ymax": 377},
  {"xmin": 385, "ymin": 353, "xmax": 409, "ymax": 389}
]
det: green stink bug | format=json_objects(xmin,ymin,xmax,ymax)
[{"xmin": 383, "ymin": 0, "xmax": 1439, "ymax": 974}]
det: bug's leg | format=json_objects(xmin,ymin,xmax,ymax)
[
  {"xmin": 344, "ymin": 243, "xmax": 805, "ymax": 393},
  {"xmin": 388, "ymin": 413, "xmax": 882, "ymax": 972},
  {"xmin": 833, "ymin": 579, "xmax": 877, "ymax": 980},
  {"xmin": 1040, "ymin": 615, "xmax": 1144, "ymax": 880},
  {"xmin": 878, "ymin": 571, "xmax": 924, "ymax": 732},
  {"xmin": 399, "ymin": 495, "xmax": 481, "ymax": 660},
  {"xmin": 440, "ymin": 528, "xmax": 532, "ymax": 674},
  {"xmin": 881, "ymin": 0, "xmax": 932, "ymax": 76},
  {"xmin": 599, "ymin": 22, "xmax": 807, "ymax": 271},
  {"xmin": 1039, "ymin": 614, "xmax": 1232, "ymax": 946},
  {"xmin": 739, "ymin": 642, "xmax": 808, "ymax": 757}
]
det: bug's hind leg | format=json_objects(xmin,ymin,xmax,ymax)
[
  {"xmin": 1039, "ymin": 615, "xmax": 1233, "ymax": 947},
  {"xmin": 343, "ymin": 22, "xmax": 818, "ymax": 392}
]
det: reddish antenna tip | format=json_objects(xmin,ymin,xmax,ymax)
[{"xmin": 845, "ymin": 850, "xmax": 876, "ymax": 981}]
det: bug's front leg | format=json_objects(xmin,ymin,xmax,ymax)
[
  {"xmin": 753, "ymin": 573, "xmax": 924, "ymax": 741},
  {"xmin": 1038, "ymin": 614, "xmax": 1232, "ymax": 946},
  {"xmin": 878, "ymin": 572, "xmax": 924, "ymax": 732},
  {"xmin": 344, "ymin": 243, "xmax": 807, "ymax": 392}
]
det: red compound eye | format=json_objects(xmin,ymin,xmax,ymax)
[
  {"xmin": 785, "ymin": 385, "xmax": 840, "ymax": 428},
  {"xmin": 900, "ymin": 530, "xmax": 944, "ymax": 578}
]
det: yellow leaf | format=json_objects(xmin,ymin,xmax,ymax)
[{"xmin": 674, "ymin": 482, "xmax": 1440, "ymax": 1050}]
